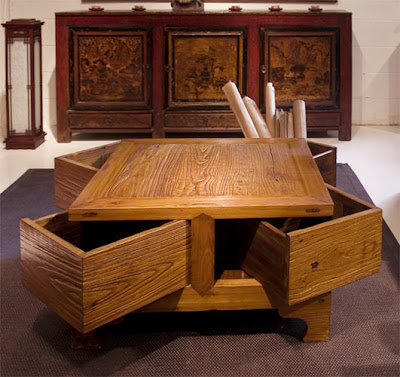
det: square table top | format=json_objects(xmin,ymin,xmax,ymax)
[{"xmin": 68, "ymin": 138, "xmax": 333, "ymax": 221}]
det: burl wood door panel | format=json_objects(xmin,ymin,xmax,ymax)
[
  {"xmin": 71, "ymin": 29, "xmax": 151, "ymax": 109},
  {"xmin": 261, "ymin": 29, "xmax": 339, "ymax": 109},
  {"xmin": 167, "ymin": 29, "xmax": 245, "ymax": 109}
]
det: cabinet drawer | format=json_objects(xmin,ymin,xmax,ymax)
[
  {"xmin": 165, "ymin": 112, "xmax": 240, "ymax": 131},
  {"xmin": 69, "ymin": 112, "xmax": 152, "ymax": 130},
  {"xmin": 55, "ymin": 143, "xmax": 119, "ymax": 209},
  {"xmin": 241, "ymin": 185, "xmax": 382, "ymax": 306},
  {"xmin": 21, "ymin": 212, "xmax": 191, "ymax": 333}
]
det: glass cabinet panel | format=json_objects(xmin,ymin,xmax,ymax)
[
  {"xmin": 34, "ymin": 36, "xmax": 41, "ymax": 133},
  {"xmin": 8, "ymin": 36, "xmax": 31, "ymax": 134}
]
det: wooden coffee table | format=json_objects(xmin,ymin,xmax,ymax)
[
  {"xmin": 21, "ymin": 138, "xmax": 382, "ymax": 344},
  {"xmin": 69, "ymin": 138, "xmax": 333, "ymax": 293}
]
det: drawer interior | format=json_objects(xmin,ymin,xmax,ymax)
[
  {"xmin": 64, "ymin": 143, "xmax": 118, "ymax": 169},
  {"xmin": 37, "ymin": 212, "xmax": 167, "ymax": 252},
  {"xmin": 265, "ymin": 186, "xmax": 373, "ymax": 234}
]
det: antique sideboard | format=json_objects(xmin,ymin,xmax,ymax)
[{"xmin": 55, "ymin": 10, "xmax": 352, "ymax": 142}]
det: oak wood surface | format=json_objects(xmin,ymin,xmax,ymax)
[
  {"xmin": 21, "ymin": 212, "xmax": 191, "ymax": 333},
  {"xmin": 240, "ymin": 220, "xmax": 289, "ymax": 301},
  {"xmin": 82, "ymin": 219, "xmax": 191, "ymax": 332},
  {"xmin": 308, "ymin": 141, "xmax": 337, "ymax": 186},
  {"xmin": 69, "ymin": 138, "xmax": 333, "ymax": 221},
  {"xmin": 191, "ymin": 214, "xmax": 215, "ymax": 296},
  {"xmin": 55, "ymin": 143, "xmax": 118, "ymax": 209},
  {"xmin": 21, "ymin": 216, "xmax": 85, "ymax": 331},
  {"xmin": 137, "ymin": 278, "xmax": 331, "ymax": 342},
  {"xmin": 241, "ymin": 185, "xmax": 382, "ymax": 306},
  {"xmin": 279, "ymin": 292, "xmax": 331, "ymax": 342},
  {"xmin": 137, "ymin": 279, "xmax": 274, "ymax": 312}
]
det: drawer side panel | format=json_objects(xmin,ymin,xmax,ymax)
[
  {"xmin": 240, "ymin": 220, "xmax": 289, "ymax": 303},
  {"xmin": 55, "ymin": 157, "xmax": 98, "ymax": 210}
]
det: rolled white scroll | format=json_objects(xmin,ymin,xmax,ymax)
[
  {"xmin": 274, "ymin": 109, "xmax": 281, "ymax": 138},
  {"xmin": 279, "ymin": 109, "xmax": 287, "ymax": 138},
  {"xmin": 293, "ymin": 99, "xmax": 307, "ymax": 139},
  {"xmin": 243, "ymin": 96, "xmax": 272, "ymax": 138},
  {"xmin": 265, "ymin": 82, "xmax": 276, "ymax": 137},
  {"xmin": 287, "ymin": 110, "xmax": 294, "ymax": 138},
  {"xmin": 223, "ymin": 81, "xmax": 259, "ymax": 138}
]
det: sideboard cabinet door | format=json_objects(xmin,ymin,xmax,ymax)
[
  {"xmin": 63, "ymin": 27, "xmax": 153, "ymax": 140},
  {"xmin": 166, "ymin": 28, "xmax": 245, "ymax": 110},
  {"xmin": 71, "ymin": 28, "xmax": 151, "ymax": 109},
  {"xmin": 261, "ymin": 28, "xmax": 341, "ymax": 132}
]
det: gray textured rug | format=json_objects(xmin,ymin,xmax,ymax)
[{"xmin": 1, "ymin": 165, "xmax": 399, "ymax": 377}]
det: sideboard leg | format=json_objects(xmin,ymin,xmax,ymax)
[
  {"xmin": 191, "ymin": 213, "xmax": 215, "ymax": 296},
  {"xmin": 338, "ymin": 126, "xmax": 351, "ymax": 141},
  {"xmin": 278, "ymin": 292, "xmax": 331, "ymax": 342},
  {"xmin": 57, "ymin": 129, "xmax": 72, "ymax": 143}
]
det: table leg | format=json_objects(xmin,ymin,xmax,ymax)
[
  {"xmin": 278, "ymin": 292, "xmax": 331, "ymax": 342},
  {"xmin": 70, "ymin": 328, "xmax": 102, "ymax": 350},
  {"xmin": 191, "ymin": 214, "xmax": 215, "ymax": 296}
]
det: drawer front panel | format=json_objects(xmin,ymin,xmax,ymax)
[
  {"xmin": 165, "ymin": 112, "xmax": 240, "ymax": 129},
  {"xmin": 288, "ymin": 207, "xmax": 382, "ymax": 305},
  {"xmin": 69, "ymin": 113, "xmax": 152, "ymax": 129}
]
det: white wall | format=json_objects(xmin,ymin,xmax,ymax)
[{"xmin": 1, "ymin": 0, "xmax": 399, "ymax": 138}]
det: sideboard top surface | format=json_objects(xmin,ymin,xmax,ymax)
[
  {"xmin": 69, "ymin": 138, "xmax": 333, "ymax": 221},
  {"xmin": 56, "ymin": 10, "xmax": 351, "ymax": 17}
]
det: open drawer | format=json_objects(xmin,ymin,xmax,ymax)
[
  {"xmin": 307, "ymin": 141, "xmax": 337, "ymax": 186},
  {"xmin": 21, "ymin": 212, "xmax": 191, "ymax": 333},
  {"xmin": 55, "ymin": 143, "xmax": 119, "ymax": 209},
  {"xmin": 240, "ymin": 184, "xmax": 382, "ymax": 306}
]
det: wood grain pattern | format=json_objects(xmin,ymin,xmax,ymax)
[
  {"xmin": 21, "ymin": 212, "xmax": 191, "ymax": 333},
  {"xmin": 137, "ymin": 279, "xmax": 274, "ymax": 312},
  {"xmin": 279, "ymin": 292, "xmax": 331, "ymax": 342},
  {"xmin": 138, "ymin": 279, "xmax": 331, "ymax": 342},
  {"xmin": 287, "ymin": 185, "xmax": 382, "ymax": 305},
  {"xmin": 69, "ymin": 138, "xmax": 333, "ymax": 221},
  {"xmin": 240, "ymin": 220, "xmax": 289, "ymax": 301},
  {"xmin": 20, "ymin": 216, "xmax": 85, "ymax": 331},
  {"xmin": 82, "ymin": 220, "xmax": 191, "ymax": 332},
  {"xmin": 241, "ymin": 185, "xmax": 382, "ymax": 306},
  {"xmin": 55, "ymin": 143, "xmax": 118, "ymax": 209},
  {"xmin": 191, "ymin": 214, "xmax": 215, "ymax": 295},
  {"xmin": 308, "ymin": 141, "xmax": 337, "ymax": 186}
]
